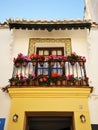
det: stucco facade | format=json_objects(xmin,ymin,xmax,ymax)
[
  {"xmin": 0, "ymin": 0, "xmax": 98, "ymax": 129},
  {"xmin": 0, "ymin": 21, "xmax": 94, "ymax": 130}
]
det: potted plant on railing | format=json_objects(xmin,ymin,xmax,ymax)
[
  {"xmin": 57, "ymin": 56, "xmax": 67, "ymax": 67},
  {"xmin": 13, "ymin": 53, "xmax": 23, "ymax": 67},
  {"xmin": 30, "ymin": 54, "xmax": 39, "ymax": 66},
  {"xmin": 28, "ymin": 74, "xmax": 36, "ymax": 86},
  {"xmin": 46, "ymin": 55, "xmax": 57, "ymax": 66},
  {"xmin": 37, "ymin": 74, "xmax": 49, "ymax": 86},
  {"xmin": 67, "ymin": 74, "xmax": 76, "ymax": 86},
  {"xmin": 74, "ymin": 77, "xmax": 81, "ymax": 86},
  {"xmin": 21, "ymin": 55, "xmax": 31, "ymax": 67},
  {"xmin": 78, "ymin": 56, "xmax": 86, "ymax": 66},
  {"xmin": 61, "ymin": 75, "xmax": 67, "ymax": 86},
  {"xmin": 81, "ymin": 77, "xmax": 89, "ymax": 86},
  {"xmin": 20, "ymin": 75, "xmax": 30, "ymax": 86},
  {"xmin": 56, "ymin": 74, "xmax": 67, "ymax": 86},
  {"xmin": 67, "ymin": 52, "xmax": 78, "ymax": 65},
  {"xmin": 48, "ymin": 73, "xmax": 61, "ymax": 86},
  {"xmin": 38, "ymin": 55, "xmax": 45, "ymax": 66},
  {"xmin": 13, "ymin": 53, "xmax": 31, "ymax": 67},
  {"xmin": 9, "ymin": 74, "xmax": 19, "ymax": 86}
]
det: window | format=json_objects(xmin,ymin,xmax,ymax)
[
  {"xmin": 28, "ymin": 38, "xmax": 72, "ymax": 76},
  {"xmin": 37, "ymin": 47, "xmax": 64, "ymax": 56}
]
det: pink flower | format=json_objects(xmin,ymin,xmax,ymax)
[{"xmin": 23, "ymin": 76, "xmax": 27, "ymax": 81}]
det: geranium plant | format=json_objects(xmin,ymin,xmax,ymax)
[
  {"xmin": 9, "ymin": 74, "xmax": 19, "ymax": 86},
  {"xmin": 67, "ymin": 74, "xmax": 76, "ymax": 82},
  {"xmin": 30, "ymin": 54, "xmax": 45, "ymax": 61},
  {"xmin": 37, "ymin": 74, "xmax": 49, "ymax": 85},
  {"xmin": 46, "ymin": 55, "xmax": 58, "ymax": 62},
  {"xmin": 13, "ymin": 53, "xmax": 31, "ymax": 67},
  {"xmin": 67, "ymin": 52, "xmax": 78, "ymax": 64},
  {"xmin": 57, "ymin": 56, "xmax": 67, "ymax": 62},
  {"xmin": 78, "ymin": 56, "xmax": 86, "ymax": 62}
]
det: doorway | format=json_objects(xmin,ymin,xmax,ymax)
[{"xmin": 25, "ymin": 112, "xmax": 73, "ymax": 130}]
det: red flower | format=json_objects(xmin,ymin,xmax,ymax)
[{"xmin": 85, "ymin": 77, "xmax": 89, "ymax": 80}]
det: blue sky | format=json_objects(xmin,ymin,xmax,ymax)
[{"xmin": 0, "ymin": 0, "xmax": 84, "ymax": 22}]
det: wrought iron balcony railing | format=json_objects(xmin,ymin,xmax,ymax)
[{"xmin": 9, "ymin": 60, "xmax": 89, "ymax": 87}]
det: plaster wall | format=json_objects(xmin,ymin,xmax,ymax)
[
  {"xmin": 88, "ymin": 28, "xmax": 98, "ymax": 124},
  {"xmin": 0, "ymin": 28, "xmax": 11, "ymax": 130},
  {"xmin": 84, "ymin": 0, "xmax": 98, "ymax": 22},
  {"xmin": 12, "ymin": 29, "xmax": 88, "ymax": 57}
]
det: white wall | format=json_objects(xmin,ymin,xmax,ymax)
[
  {"xmin": 84, "ymin": 0, "xmax": 98, "ymax": 22},
  {"xmin": 88, "ymin": 28, "xmax": 98, "ymax": 124},
  {"xmin": 0, "ymin": 28, "xmax": 12, "ymax": 130},
  {"xmin": 12, "ymin": 29, "xmax": 88, "ymax": 57}
]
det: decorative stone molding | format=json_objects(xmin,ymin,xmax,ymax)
[{"xmin": 28, "ymin": 38, "xmax": 72, "ymax": 56}]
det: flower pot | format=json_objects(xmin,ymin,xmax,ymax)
[
  {"xmin": 11, "ymin": 81, "xmax": 16, "ymax": 86},
  {"xmin": 62, "ymin": 80, "xmax": 67, "ymax": 86},
  {"xmin": 50, "ymin": 81, "xmax": 55, "ymax": 86},
  {"xmin": 32, "ymin": 61, "xmax": 37, "ymax": 66},
  {"xmin": 29, "ymin": 81, "xmax": 34, "ymax": 86},
  {"xmin": 70, "ymin": 61, "xmax": 76, "ymax": 66},
  {"xmin": 23, "ymin": 81, "xmax": 28, "ymax": 86},
  {"xmin": 39, "ymin": 61, "xmax": 44, "ymax": 66},
  {"xmin": 49, "ymin": 61, "xmax": 55, "ymax": 67},
  {"xmin": 81, "ymin": 80, "xmax": 87, "ymax": 86},
  {"xmin": 56, "ymin": 80, "xmax": 61, "ymax": 86},
  {"xmin": 22, "ymin": 61, "xmax": 28, "ymax": 67},
  {"xmin": 59, "ymin": 61, "xmax": 65, "ymax": 67},
  {"xmin": 68, "ymin": 81, "xmax": 74, "ymax": 86},
  {"xmin": 15, "ymin": 62, "xmax": 21, "ymax": 68},
  {"xmin": 75, "ymin": 80, "xmax": 80, "ymax": 86},
  {"xmin": 34, "ymin": 80, "xmax": 39, "ymax": 86},
  {"xmin": 78, "ymin": 61, "xmax": 84, "ymax": 66}
]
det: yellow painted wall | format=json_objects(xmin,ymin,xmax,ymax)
[{"xmin": 8, "ymin": 87, "xmax": 92, "ymax": 130}]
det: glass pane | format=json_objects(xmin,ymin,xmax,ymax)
[
  {"xmin": 39, "ymin": 50, "xmax": 43, "ymax": 55},
  {"xmin": 52, "ymin": 50, "xmax": 56, "ymax": 55},
  {"xmin": 58, "ymin": 50, "xmax": 62, "ymax": 55},
  {"xmin": 44, "ymin": 50, "xmax": 49, "ymax": 55}
]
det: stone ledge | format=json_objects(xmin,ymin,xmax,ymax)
[{"xmin": 8, "ymin": 87, "xmax": 92, "ymax": 98}]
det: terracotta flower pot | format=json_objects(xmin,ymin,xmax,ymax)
[
  {"xmin": 39, "ymin": 61, "xmax": 44, "ymax": 66},
  {"xmin": 49, "ymin": 61, "xmax": 55, "ymax": 66},
  {"xmin": 62, "ymin": 80, "xmax": 67, "ymax": 86},
  {"xmin": 29, "ymin": 81, "xmax": 34, "ymax": 86},
  {"xmin": 11, "ymin": 81, "xmax": 16, "ymax": 86},
  {"xmin": 22, "ymin": 61, "xmax": 28, "ymax": 67},
  {"xmin": 70, "ymin": 61, "xmax": 76, "ymax": 66},
  {"xmin": 34, "ymin": 80, "xmax": 39, "ymax": 86},
  {"xmin": 32, "ymin": 61, "xmax": 37, "ymax": 66},
  {"xmin": 56, "ymin": 80, "xmax": 61, "ymax": 86},
  {"xmin": 78, "ymin": 61, "xmax": 84, "ymax": 66},
  {"xmin": 50, "ymin": 81, "xmax": 55, "ymax": 86},
  {"xmin": 82, "ymin": 80, "xmax": 87, "ymax": 86},
  {"xmin": 15, "ymin": 62, "xmax": 21, "ymax": 68},
  {"xmin": 68, "ymin": 81, "xmax": 74, "ymax": 86},
  {"xmin": 23, "ymin": 81, "xmax": 28, "ymax": 86},
  {"xmin": 60, "ymin": 61, "xmax": 65, "ymax": 67},
  {"xmin": 75, "ymin": 80, "xmax": 80, "ymax": 86}
]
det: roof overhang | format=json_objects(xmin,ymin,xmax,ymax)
[{"xmin": 8, "ymin": 19, "xmax": 91, "ymax": 32}]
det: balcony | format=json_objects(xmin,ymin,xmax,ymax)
[
  {"xmin": 7, "ymin": 53, "xmax": 92, "ymax": 130},
  {"xmin": 7, "ymin": 53, "xmax": 89, "ymax": 88}
]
